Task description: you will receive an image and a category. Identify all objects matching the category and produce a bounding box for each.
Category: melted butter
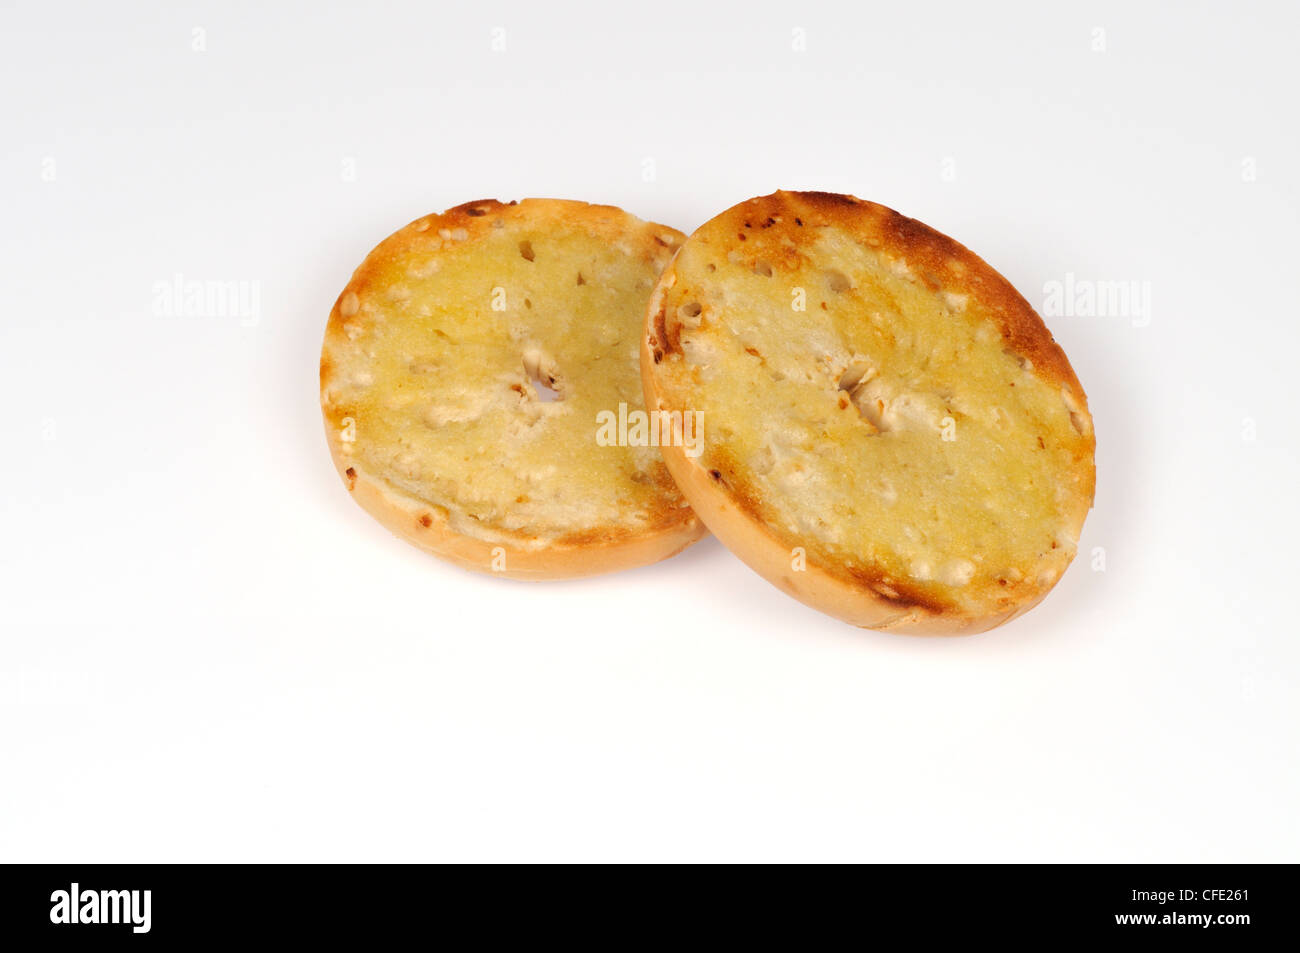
[329,225,672,540]
[658,227,1091,608]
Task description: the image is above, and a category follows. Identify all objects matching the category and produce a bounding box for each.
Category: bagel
[642,191,1096,633]
[322,198,705,579]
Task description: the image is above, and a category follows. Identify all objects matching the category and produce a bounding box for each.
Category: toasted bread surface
[322,198,705,578]
[642,191,1095,632]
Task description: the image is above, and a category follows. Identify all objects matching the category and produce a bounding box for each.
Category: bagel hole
[837,361,872,392]
[532,380,561,402]
[522,350,562,403]
[837,362,887,433]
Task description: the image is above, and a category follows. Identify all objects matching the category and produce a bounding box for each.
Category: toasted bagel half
[642,191,1095,632]
[322,198,705,579]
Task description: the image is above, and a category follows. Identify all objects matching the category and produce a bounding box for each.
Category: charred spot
[737,232,747,241]
[706,447,765,519]
[653,349,663,363]
[652,305,678,356]
[344,467,357,490]
[451,199,498,217]
[419,513,433,528]
[883,209,965,262]
[845,567,949,614]
[795,218,804,226]
[800,191,860,209]
[1037,435,1046,450]
[763,217,776,228]
[871,587,921,610]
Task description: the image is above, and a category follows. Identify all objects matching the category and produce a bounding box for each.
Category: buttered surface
[652,211,1094,614]
[323,212,684,546]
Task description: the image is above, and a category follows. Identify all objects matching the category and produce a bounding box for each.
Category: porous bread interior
[323,206,687,548]
[651,202,1094,618]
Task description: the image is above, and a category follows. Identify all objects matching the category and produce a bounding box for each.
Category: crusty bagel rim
[639,190,1094,633]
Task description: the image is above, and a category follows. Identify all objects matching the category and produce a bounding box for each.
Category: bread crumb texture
[322,198,693,550]
[647,191,1096,620]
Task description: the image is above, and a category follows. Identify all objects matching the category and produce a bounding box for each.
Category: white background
[2,0,1297,862]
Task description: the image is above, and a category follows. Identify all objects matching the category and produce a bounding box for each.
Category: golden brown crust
[642,190,1096,632]
[322,197,705,579]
